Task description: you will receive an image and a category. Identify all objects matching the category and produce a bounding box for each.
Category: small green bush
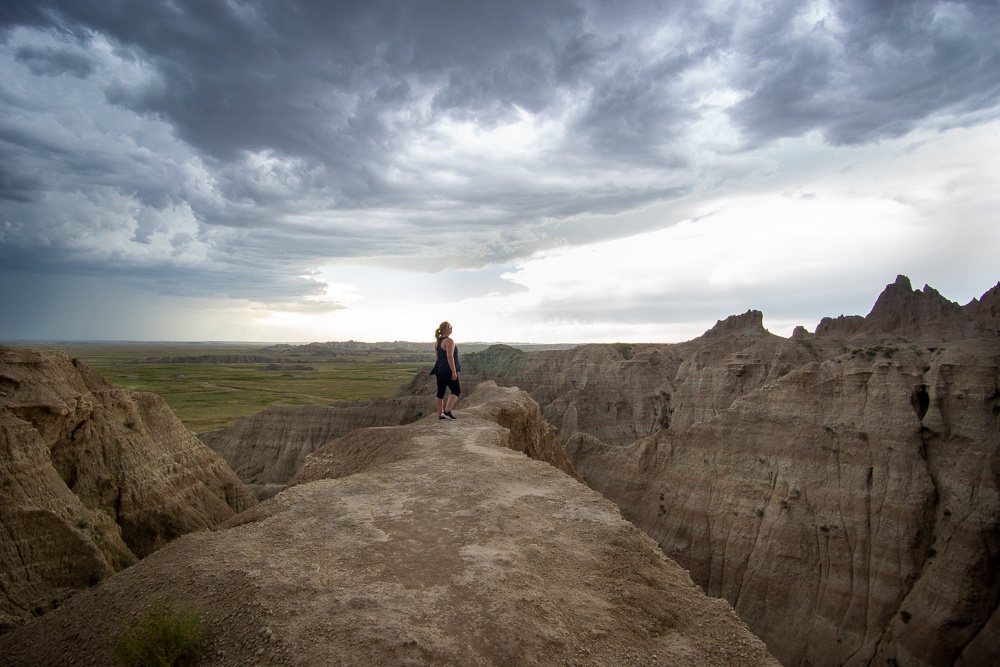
[114,598,209,667]
[851,344,899,360]
[614,343,635,360]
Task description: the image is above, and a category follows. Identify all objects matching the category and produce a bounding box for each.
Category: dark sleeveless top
[431,338,460,375]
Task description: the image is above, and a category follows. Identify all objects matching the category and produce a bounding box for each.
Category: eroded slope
[0,347,256,632]
[0,383,778,667]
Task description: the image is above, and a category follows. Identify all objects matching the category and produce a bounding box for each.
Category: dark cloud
[0,162,41,202]
[14,43,95,77]
[728,0,1000,146]
[1,0,998,318]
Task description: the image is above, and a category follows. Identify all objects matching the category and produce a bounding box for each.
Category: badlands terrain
[198,275,1000,666]
[0,366,775,666]
[1,274,997,666]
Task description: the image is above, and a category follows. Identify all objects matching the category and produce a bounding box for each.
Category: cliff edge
[390,276,1000,667]
[0,347,256,633]
[0,382,778,667]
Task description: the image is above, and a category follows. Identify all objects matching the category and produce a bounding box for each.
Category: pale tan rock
[0,383,779,667]
[400,342,687,449]
[292,381,578,485]
[409,277,1000,667]
[0,347,256,632]
[202,371,575,494]
[200,395,430,493]
[0,409,130,633]
[77,275,995,666]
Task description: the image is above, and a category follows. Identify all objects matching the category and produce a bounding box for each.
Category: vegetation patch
[114,598,209,667]
[614,343,635,359]
[53,343,428,432]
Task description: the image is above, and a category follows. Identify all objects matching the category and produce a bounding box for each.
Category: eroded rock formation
[200,395,430,498]
[76,275,996,666]
[291,381,577,485]
[570,338,999,667]
[0,347,256,633]
[816,275,994,340]
[0,383,778,667]
[392,276,1000,667]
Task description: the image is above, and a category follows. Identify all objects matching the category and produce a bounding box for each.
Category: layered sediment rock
[117,275,997,666]
[0,383,779,667]
[964,281,1000,336]
[569,339,999,666]
[815,275,993,341]
[0,347,256,632]
[200,395,429,497]
[394,277,999,667]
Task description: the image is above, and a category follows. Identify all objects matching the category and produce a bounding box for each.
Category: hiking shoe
[439,414,447,420]
[445,411,457,420]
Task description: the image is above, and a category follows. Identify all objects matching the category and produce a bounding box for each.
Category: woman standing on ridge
[432,321,461,420]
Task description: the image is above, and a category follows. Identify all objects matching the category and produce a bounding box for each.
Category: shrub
[114,598,210,667]
[614,343,635,360]
[850,344,899,360]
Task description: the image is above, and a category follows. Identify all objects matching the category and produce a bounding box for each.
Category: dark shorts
[435,373,461,399]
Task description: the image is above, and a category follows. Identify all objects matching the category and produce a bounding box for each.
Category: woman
[431,321,461,420]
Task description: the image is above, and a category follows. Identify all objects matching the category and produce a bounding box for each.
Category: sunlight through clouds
[231,118,1000,345]
[1,1,998,342]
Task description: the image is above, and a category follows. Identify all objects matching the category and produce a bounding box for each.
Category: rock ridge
[109,274,999,666]
[388,276,1000,667]
[200,395,430,498]
[0,347,256,633]
[0,383,779,667]
[814,274,995,341]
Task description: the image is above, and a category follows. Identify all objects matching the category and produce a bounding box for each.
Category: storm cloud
[1,0,998,341]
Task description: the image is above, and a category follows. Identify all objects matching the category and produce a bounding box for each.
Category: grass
[42,343,427,432]
[114,598,209,667]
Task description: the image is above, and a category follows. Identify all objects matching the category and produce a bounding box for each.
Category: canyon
[0,347,256,633]
[0,381,778,666]
[203,275,1000,666]
[1,274,997,666]
[436,276,1000,667]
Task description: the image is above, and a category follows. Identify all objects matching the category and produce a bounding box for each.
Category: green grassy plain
[45,343,427,433]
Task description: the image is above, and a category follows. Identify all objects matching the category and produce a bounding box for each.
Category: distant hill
[132,341,579,365]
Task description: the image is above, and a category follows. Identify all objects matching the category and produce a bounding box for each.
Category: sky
[1,0,998,344]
